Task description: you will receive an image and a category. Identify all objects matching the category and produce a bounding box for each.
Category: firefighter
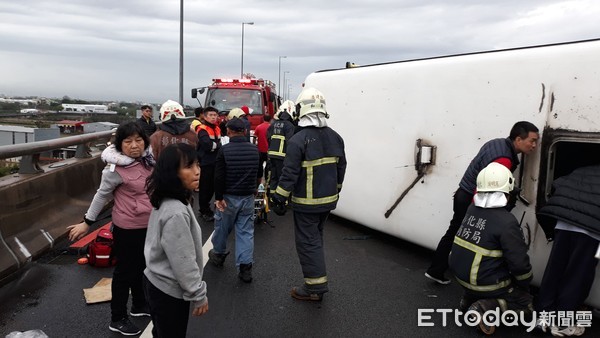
[449,163,533,335]
[266,100,296,195]
[270,88,347,301]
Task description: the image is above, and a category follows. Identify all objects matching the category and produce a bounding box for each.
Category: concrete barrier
[0,154,104,282]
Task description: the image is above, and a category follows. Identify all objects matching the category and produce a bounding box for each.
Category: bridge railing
[0,130,113,174]
[0,129,117,284]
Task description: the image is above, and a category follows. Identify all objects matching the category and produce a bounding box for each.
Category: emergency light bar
[212,78,262,86]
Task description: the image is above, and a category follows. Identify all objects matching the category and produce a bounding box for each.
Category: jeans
[212,194,255,267]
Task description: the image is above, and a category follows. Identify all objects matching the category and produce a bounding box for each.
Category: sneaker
[208,249,229,267]
[109,317,141,336]
[424,272,451,285]
[201,213,215,222]
[551,326,585,337]
[238,263,253,283]
[130,304,151,317]
[467,301,496,335]
[290,286,323,302]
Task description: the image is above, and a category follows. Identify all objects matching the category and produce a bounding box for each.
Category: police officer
[270,88,347,301]
[266,100,296,194]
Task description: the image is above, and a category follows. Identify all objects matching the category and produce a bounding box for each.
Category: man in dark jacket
[270,88,346,301]
[267,100,296,194]
[534,164,600,336]
[196,106,222,222]
[426,121,539,285]
[137,104,156,137]
[208,118,259,283]
[449,162,533,335]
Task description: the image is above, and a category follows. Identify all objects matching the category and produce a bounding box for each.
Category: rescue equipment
[87,229,117,267]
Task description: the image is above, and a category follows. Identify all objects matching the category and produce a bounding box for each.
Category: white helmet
[476,162,514,194]
[277,100,296,119]
[295,87,327,119]
[159,100,185,122]
[227,107,245,120]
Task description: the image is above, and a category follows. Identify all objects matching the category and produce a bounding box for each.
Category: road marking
[140,232,214,338]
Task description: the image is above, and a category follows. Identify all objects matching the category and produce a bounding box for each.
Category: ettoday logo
[417,309,592,332]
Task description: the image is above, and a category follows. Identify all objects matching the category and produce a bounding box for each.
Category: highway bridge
[0,130,598,337]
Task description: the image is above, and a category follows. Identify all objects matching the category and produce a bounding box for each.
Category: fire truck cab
[192,78,279,130]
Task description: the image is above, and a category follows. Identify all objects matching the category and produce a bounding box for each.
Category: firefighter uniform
[449,164,533,316]
[275,125,346,295]
[267,110,296,192]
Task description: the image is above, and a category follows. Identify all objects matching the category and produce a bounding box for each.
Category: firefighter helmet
[277,100,296,119]
[227,107,245,120]
[159,100,185,122]
[476,162,514,194]
[295,87,327,119]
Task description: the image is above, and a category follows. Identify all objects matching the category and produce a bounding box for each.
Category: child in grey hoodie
[144,143,208,337]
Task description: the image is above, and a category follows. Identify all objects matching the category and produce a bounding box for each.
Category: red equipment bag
[87,229,117,267]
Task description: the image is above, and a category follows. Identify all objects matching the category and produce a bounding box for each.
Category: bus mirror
[191,88,198,98]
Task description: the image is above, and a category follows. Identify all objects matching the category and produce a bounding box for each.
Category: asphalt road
[1,209,598,337]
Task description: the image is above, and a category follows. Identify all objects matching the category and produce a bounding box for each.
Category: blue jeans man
[210,194,255,282]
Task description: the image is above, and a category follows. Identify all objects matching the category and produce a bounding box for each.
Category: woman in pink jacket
[67,121,155,336]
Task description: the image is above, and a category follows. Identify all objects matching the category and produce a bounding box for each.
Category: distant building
[52,120,86,134]
[83,122,118,134]
[0,125,61,162]
[60,104,117,115]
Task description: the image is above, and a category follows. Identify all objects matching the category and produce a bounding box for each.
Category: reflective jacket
[449,204,532,297]
[275,126,346,213]
[196,121,221,166]
[267,111,295,160]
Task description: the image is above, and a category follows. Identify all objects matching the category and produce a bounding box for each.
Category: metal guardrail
[0,130,114,174]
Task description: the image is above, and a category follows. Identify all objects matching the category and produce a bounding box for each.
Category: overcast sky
[1,0,599,106]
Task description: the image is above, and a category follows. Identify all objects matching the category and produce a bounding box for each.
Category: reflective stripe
[497,299,508,312]
[268,135,286,157]
[454,236,503,287]
[301,157,339,167]
[453,237,503,257]
[292,194,339,205]
[470,254,483,285]
[304,276,328,285]
[275,186,291,198]
[455,276,512,292]
[95,255,110,259]
[515,270,533,281]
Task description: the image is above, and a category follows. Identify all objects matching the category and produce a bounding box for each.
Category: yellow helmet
[476,162,514,194]
[295,87,327,119]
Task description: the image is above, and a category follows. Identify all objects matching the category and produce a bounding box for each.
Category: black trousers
[268,158,284,192]
[536,229,599,311]
[462,286,533,313]
[427,188,473,278]
[199,164,215,215]
[111,225,147,322]
[143,275,190,338]
[293,211,329,293]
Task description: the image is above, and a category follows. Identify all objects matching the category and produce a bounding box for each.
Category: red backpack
[87,229,117,267]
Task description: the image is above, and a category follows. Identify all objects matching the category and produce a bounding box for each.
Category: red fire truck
[192,78,279,130]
